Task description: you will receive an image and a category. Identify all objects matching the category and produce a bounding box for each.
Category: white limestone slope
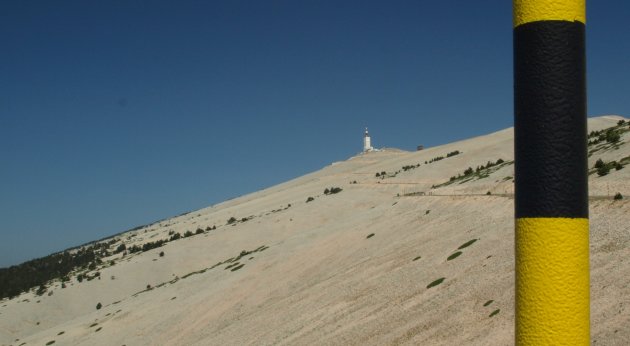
[1,115,629,346]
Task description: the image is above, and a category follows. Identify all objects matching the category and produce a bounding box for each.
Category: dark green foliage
[594,158,605,168]
[0,242,109,299]
[447,251,462,261]
[184,230,194,237]
[230,264,245,272]
[46,341,56,345]
[597,165,610,176]
[412,256,421,261]
[115,243,126,254]
[366,233,375,239]
[96,302,102,310]
[463,167,474,176]
[606,129,621,143]
[614,192,623,200]
[483,300,494,307]
[306,196,315,203]
[195,228,204,235]
[427,277,445,289]
[227,217,237,225]
[458,239,478,250]
[489,309,501,317]
[618,119,626,126]
[486,191,492,195]
[325,187,343,194]
[446,150,460,157]
[428,156,444,163]
[57,331,65,335]
[615,162,623,170]
[159,251,165,257]
[169,232,181,241]
[129,239,167,253]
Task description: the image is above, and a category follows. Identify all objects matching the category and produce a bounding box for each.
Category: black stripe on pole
[514,20,587,219]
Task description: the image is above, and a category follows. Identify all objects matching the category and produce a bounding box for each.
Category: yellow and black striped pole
[514,1,589,345]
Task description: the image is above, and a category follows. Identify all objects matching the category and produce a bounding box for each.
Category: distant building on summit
[363,128,374,152]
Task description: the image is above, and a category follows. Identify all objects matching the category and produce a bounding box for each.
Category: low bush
[614,192,623,200]
[427,277,445,289]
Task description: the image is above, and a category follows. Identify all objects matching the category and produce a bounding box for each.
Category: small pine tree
[594,158,605,168]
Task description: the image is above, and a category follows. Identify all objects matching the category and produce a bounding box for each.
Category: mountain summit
[2,115,629,345]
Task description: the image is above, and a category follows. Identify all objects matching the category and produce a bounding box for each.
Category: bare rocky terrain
[1,115,629,345]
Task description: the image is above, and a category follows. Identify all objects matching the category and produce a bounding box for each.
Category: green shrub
[96,302,102,310]
[227,217,237,225]
[366,233,375,239]
[458,239,478,250]
[447,251,462,261]
[159,251,164,257]
[606,130,621,143]
[489,309,500,317]
[594,158,605,168]
[427,277,445,289]
[412,256,421,261]
[614,192,623,200]
[483,300,494,307]
[195,228,204,234]
[597,165,610,176]
[306,196,314,203]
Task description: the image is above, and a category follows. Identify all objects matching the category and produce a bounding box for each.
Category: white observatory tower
[363,127,374,152]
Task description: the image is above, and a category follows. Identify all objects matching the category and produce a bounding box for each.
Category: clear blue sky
[1,1,629,267]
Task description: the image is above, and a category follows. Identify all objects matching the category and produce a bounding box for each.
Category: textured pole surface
[513,0,589,345]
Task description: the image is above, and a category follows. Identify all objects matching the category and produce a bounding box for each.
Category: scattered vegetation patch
[412,256,421,261]
[134,245,269,297]
[458,239,478,250]
[324,187,343,195]
[432,159,513,189]
[489,309,501,317]
[447,251,462,261]
[366,233,375,239]
[230,264,245,272]
[427,277,445,289]
[483,300,494,307]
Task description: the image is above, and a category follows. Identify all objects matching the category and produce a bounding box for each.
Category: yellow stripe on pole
[513,0,586,27]
[515,217,590,345]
